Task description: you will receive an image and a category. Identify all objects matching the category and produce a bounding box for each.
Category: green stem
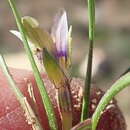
[8,0,58,129]
[0,55,43,130]
[92,73,130,130]
[81,0,95,121]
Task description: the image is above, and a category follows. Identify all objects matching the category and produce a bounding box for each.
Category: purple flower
[51,9,68,60]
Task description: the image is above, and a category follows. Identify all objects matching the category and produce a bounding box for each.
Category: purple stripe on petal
[56,51,67,59]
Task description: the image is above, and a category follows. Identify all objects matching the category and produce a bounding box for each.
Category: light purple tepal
[51,9,68,59]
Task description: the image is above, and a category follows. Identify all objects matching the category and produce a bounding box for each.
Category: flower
[51,9,72,70]
[51,9,68,59]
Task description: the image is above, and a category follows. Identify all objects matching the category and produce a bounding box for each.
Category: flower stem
[0,55,43,130]
[81,0,95,121]
[8,0,58,129]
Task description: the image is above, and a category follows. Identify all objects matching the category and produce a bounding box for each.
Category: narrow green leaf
[8,0,58,129]
[88,0,95,41]
[92,73,130,130]
[81,0,95,121]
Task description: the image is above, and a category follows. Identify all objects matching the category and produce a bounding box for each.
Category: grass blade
[81,0,95,121]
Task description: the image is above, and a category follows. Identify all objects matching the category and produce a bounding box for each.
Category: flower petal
[22,16,54,53]
[10,30,22,41]
[51,9,68,58]
[10,30,36,52]
[67,25,72,67]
